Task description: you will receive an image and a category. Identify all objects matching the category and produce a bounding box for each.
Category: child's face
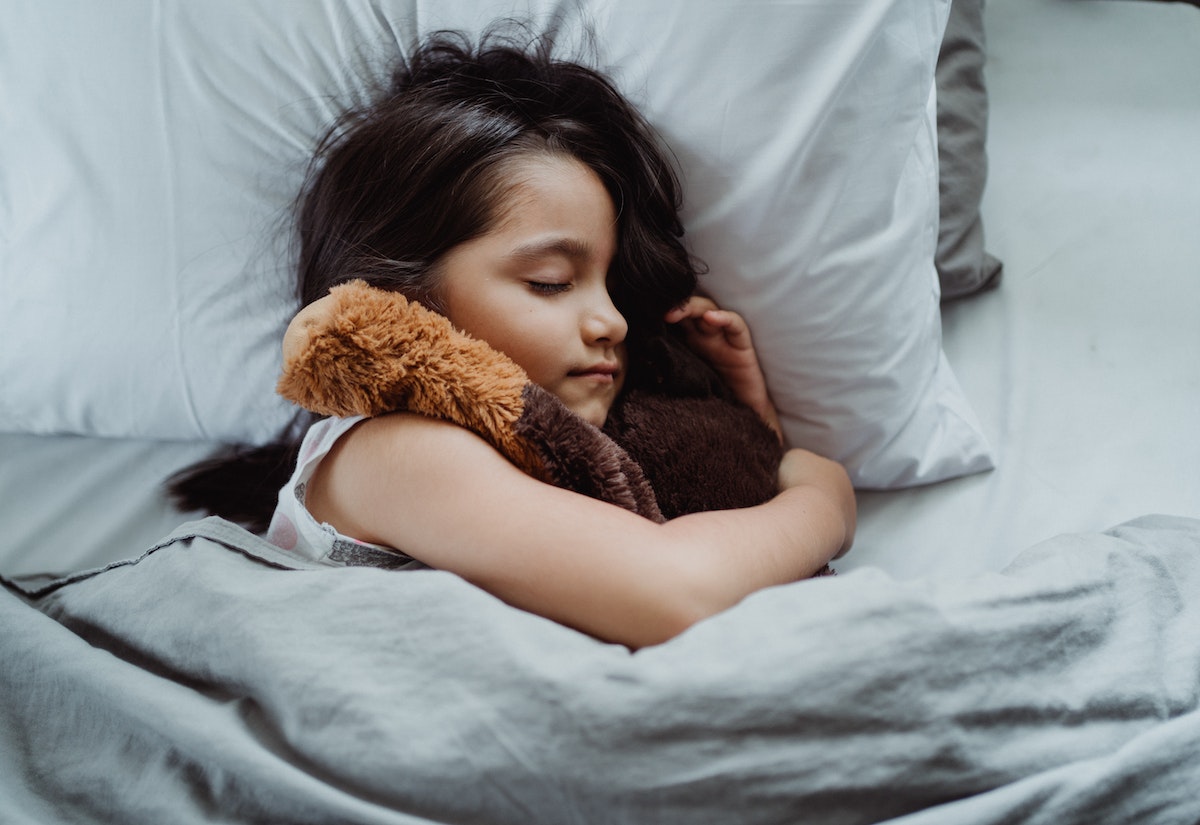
[437,156,627,427]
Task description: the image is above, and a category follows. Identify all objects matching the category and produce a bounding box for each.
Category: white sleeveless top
[266,416,426,570]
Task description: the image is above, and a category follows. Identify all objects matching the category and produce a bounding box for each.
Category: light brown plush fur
[276,280,547,480]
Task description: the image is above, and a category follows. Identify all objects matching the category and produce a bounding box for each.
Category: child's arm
[665,296,782,439]
[307,412,853,649]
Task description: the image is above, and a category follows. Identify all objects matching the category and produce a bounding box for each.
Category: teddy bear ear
[274,281,408,417]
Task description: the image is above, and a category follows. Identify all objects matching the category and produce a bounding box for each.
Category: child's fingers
[684,309,726,334]
[695,309,754,350]
[664,295,718,324]
[663,305,688,323]
[667,299,748,338]
[667,296,758,354]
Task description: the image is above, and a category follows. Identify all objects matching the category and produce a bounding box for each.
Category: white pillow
[0,0,992,488]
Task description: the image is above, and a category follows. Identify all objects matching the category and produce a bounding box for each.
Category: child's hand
[665,296,782,439]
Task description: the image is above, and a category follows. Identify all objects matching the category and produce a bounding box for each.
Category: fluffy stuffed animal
[278,280,832,575]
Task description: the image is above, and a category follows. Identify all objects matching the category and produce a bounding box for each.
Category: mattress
[2,0,1198,583]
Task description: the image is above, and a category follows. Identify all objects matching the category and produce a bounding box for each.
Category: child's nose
[583,293,628,345]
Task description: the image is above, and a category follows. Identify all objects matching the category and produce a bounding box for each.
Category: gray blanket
[2,515,1199,824]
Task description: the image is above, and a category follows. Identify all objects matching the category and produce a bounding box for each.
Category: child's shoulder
[307,411,517,547]
[337,412,501,474]
[323,411,533,506]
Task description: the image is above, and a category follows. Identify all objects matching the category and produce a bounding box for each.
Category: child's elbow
[625,602,711,650]
[621,572,739,650]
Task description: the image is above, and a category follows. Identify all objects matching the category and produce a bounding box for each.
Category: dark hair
[170,28,700,531]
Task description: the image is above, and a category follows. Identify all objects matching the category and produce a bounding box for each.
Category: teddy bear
[277,280,832,575]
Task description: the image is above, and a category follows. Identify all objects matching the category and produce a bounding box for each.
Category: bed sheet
[2,0,1198,583]
[843,0,1200,579]
[0,433,212,578]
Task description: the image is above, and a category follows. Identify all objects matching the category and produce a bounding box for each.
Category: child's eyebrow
[507,237,593,264]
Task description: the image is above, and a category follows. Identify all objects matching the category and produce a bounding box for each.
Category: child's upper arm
[307,413,700,645]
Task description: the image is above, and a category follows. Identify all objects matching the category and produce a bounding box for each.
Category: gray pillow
[936,0,1003,301]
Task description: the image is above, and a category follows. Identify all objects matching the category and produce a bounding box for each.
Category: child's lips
[570,363,620,383]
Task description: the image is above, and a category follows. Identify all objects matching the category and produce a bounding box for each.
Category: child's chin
[571,402,610,429]
[580,411,608,429]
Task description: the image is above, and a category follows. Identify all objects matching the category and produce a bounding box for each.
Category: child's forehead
[496,152,601,196]
[486,156,617,235]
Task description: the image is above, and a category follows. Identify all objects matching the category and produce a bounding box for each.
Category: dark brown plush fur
[516,384,665,521]
[604,390,783,520]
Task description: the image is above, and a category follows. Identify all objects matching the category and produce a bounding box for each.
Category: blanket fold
[3,514,1200,824]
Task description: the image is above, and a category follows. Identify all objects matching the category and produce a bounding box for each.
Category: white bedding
[845,0,1200,579]
[5,514,1200,824]
[4,0,1197,581]
[3,3,1200,821]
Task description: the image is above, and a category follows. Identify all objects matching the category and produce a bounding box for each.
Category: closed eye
[527,281,571,296]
